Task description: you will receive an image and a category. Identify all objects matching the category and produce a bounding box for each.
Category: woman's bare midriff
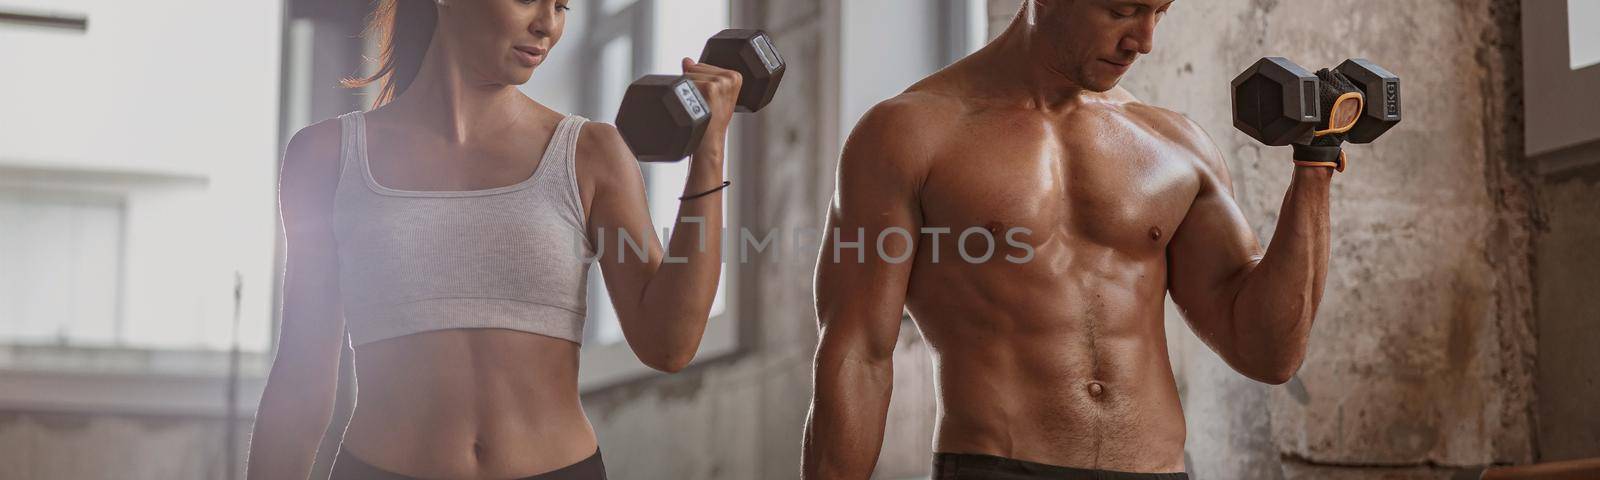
[340,328,597,479]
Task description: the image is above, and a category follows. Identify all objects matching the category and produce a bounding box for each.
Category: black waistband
[330,447,606,480]
[933,452,1188,480]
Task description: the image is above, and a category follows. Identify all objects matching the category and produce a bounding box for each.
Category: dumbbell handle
[698,29,785,113]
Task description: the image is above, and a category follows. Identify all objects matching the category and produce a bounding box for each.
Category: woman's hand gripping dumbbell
[615,29,787,162]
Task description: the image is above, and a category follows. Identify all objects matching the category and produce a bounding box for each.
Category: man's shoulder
[1115,99,1216,156]
[1089,87,1223,173]
[837,92,962,186]
[1095,86,1192,129]
[848,91,964,154]
[863,90,967,130]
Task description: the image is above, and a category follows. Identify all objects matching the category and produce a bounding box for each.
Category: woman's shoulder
[574,118,636,168]
[292,114,347,140]
[570,118,643,202]
[283,116,346,171]
[513,99,625,166]
[278,116,349,218]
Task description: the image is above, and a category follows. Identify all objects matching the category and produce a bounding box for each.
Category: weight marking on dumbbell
[1384,82,1399,119]
[753,35,782,72]
[676,82,709,121]
[1300,79,1318,120]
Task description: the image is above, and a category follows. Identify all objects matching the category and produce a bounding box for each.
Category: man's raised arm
[1166,117,1332,385]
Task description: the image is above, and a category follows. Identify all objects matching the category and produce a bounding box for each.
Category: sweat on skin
[803,0,1331,477]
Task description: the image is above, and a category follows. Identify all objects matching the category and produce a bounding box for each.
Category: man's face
[1034,0,1172,92]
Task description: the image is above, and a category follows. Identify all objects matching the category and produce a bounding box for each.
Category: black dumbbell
[616,29,787,162]
[1231,57,1322,146]
[1231,57,1402,146]
[1333,58,1401,144]
[700,29,787,113]
[617,75,713,163]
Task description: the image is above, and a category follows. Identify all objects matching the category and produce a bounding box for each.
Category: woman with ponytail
[251,1,743,478]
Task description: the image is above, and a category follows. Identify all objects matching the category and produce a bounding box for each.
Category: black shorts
[933,452,1188,480]
[329,447,606,480]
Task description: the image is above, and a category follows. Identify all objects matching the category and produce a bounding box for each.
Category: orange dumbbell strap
[1312,91,1364,137]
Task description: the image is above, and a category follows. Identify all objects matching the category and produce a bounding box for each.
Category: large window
[0,0,282,414]
[839,0,988,149]
[0,189,124,347]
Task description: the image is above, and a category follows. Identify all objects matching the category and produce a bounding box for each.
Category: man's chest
[918,118,1203,253]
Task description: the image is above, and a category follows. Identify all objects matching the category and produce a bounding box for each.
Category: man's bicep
[814,202,918,357]
[1166,144,1262,335]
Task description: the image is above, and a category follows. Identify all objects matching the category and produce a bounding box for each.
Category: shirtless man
[804,1,1335,478]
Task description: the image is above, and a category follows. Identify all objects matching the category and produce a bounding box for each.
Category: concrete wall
[1136,0,1539,477]
[0,412,248,479]
[1534,161,1600,462]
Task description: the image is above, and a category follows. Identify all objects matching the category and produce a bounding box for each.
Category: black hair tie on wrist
[680,181,731,201]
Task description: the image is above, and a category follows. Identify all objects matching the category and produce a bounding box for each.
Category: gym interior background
[0,0,1595,478]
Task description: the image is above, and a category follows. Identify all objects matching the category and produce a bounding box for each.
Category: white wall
[0,0,283,351]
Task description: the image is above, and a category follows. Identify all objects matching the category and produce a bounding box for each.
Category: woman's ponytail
[342,0,438,108]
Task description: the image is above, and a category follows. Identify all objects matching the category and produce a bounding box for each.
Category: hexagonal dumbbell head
[1232,57,1322,146]
[1334,58,1401,144]
[699,29,786,113]
[616,75,712,162]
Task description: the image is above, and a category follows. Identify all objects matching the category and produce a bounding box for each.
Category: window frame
[0,6,89,31]
[1523,0,1600,174]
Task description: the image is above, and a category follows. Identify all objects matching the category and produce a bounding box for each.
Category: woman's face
[437,0,571,86]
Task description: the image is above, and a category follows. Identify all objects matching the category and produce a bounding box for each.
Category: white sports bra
[332,111,594,347]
